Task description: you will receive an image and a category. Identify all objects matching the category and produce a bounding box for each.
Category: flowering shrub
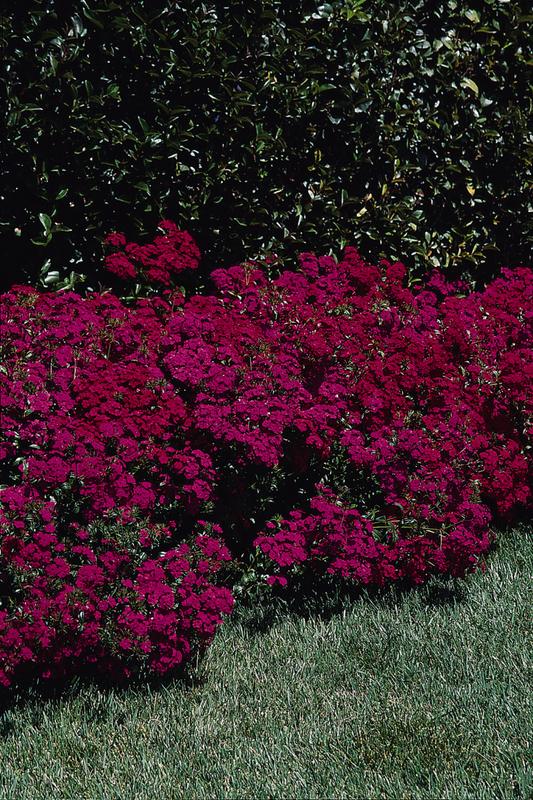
[0,492,233,688]
[1,224,531,687]
[254,490,493,589]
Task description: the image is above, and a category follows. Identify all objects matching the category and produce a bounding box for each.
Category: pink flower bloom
[0,229,530,689]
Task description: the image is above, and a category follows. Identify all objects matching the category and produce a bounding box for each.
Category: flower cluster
[0,490,233,688]
[1,227,531,687]
[104,220,200,285]
[255,490,492,588]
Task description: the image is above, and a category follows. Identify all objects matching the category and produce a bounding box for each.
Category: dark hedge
[2,0,532,289]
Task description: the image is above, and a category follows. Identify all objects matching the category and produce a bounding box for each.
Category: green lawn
[0,529,531,800]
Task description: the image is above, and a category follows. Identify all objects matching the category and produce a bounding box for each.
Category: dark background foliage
[2,0,532,289]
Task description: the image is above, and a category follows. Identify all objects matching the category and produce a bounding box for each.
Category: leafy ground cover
[0,529,530,800]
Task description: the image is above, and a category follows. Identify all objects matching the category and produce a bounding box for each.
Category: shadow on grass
[0,581,465,726]
[0,654,203,725]
[231,569,469,638]
[5,526,524,722]
[238,516,531,635]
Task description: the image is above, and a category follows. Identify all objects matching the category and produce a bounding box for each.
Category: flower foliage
[1,225,531,688]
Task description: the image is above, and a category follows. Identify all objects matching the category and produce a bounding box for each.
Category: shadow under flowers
[231,517,533,637]
[0,574,469,725]
[231,568,470,639]
[5,526,525,721]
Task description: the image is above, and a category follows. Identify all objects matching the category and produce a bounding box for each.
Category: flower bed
[1,225,531,688]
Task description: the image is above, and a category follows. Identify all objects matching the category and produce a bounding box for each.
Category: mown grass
[0,528,531,800]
